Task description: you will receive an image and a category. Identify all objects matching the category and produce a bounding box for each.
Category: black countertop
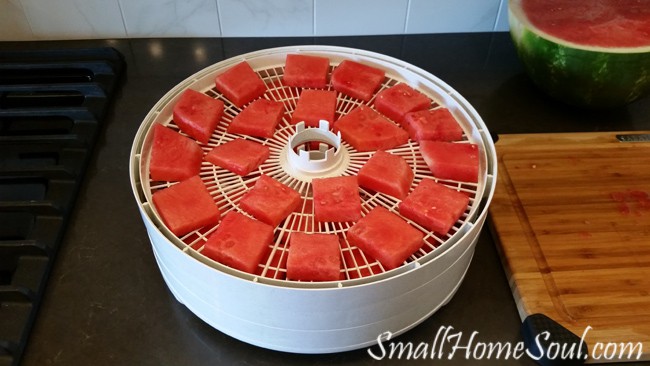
[2,33,649,365]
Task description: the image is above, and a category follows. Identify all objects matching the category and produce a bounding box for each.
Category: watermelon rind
[509,0,650,108]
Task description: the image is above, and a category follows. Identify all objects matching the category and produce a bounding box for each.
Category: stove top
[0,47,125,366]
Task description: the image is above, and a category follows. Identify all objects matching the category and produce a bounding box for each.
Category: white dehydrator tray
[129,45,497,354]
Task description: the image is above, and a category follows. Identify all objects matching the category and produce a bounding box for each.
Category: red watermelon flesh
[399,179,469,235]
[283,54,330,89]
[333,105,408,152]
[214,61,267,108]
[347,206,424,270]
[202,211,274,274]
[403,108,463,142]
[286,232,341,282]
[172,89,224,144]
[227,98,284,138]
[204,138,269,176]
[331,60,385,102]
[291,89,337,127]
[149,124,203,182]
[239,175,302,227]
[357,150,413,199]
[152,175,220,237]
[420,141,479,183]
[374,83,430,125]
[312,176,362,223]
[521,0,650,48]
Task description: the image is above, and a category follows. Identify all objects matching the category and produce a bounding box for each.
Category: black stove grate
[0,47,125,366]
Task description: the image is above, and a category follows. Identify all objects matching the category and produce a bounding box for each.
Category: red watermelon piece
[202,211,274,274]
[333,105,408,152]
[151,175,220,237]
[357,150,413,199]
[204,138,269,176]
[172,89,224,144]
[347,206,424,270]
[286,233,341,282]
[227,98,284,138]
[331,60,385,102]
[399,179,469,235]
[283,54,330,89]
[214,61,267,108]
[374,83,430,125]
[403,108,463,142]
[149,124,203,182]
[312,176,361,223]
[239,175,302,227]
[291,89,337,127]
[420,141,480,183]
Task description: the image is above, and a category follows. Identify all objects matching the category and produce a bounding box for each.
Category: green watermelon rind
[509,2,650,108]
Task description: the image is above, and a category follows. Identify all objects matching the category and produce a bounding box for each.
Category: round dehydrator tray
[130,46,497,353]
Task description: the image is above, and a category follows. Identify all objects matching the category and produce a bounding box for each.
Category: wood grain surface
[489,131,650,363]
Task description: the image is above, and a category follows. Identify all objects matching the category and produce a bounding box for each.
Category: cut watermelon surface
[291,89,337,127]
[403,108,463,142]
[347,206,424,270]
[215,61,267,108]
[152,175,220,237]
[510,0,650,107]
[172,89,224,144]
[312,176,362,223]
[227,98,284,138]
[331,60,385,102]
[149,124,203,182]
[204,138,269,176]
[357,150,413,199]
[333,106,408,152]
[286,233,341,282]
[399,179,469,235]
[283,54,330,89]
[420,141,479,183]
[239,175,302,227]
[374,83,430,125]
[202,211,274,274]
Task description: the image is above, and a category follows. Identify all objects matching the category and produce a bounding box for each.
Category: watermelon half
[509,0,650,108]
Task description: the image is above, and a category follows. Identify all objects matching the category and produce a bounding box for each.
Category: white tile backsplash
[2,0,512,41]
[217,0,312,37]
[406,0,501,33]
[314,0,408,36]
[120,0,221,37]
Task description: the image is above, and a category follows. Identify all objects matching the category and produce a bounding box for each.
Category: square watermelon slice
[312,176,362,223]
[172,89,224,144]
[420,141,479,183]
[227,98,284,138]
[214,61,267,108]
[149,123,203,182]
[201,211,274,274]
[151,175,220,237]
[239,175,302,227]
[291,89,337,127]
[347,206,424,270]
[204,138,270,176]
[374,83,431,125]
[286,232,341,282]
[399,179,469,235]
[333,105,408,152]
[331,60,385,102]
[403,108,463,142]
[283,54,330,89]
[357,150,414,199]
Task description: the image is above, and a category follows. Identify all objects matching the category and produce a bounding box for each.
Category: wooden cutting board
[489,131,650,363]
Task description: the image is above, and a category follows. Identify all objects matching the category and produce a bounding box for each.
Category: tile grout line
[493,0,505,32]
[403,0,412,34]
[115,0,129,38]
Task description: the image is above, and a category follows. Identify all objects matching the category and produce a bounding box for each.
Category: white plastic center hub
[281,120,349,181]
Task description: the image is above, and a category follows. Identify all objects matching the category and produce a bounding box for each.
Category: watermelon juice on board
[509,0,650,108]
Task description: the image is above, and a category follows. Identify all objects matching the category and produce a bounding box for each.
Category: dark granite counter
[2,33,648,365]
